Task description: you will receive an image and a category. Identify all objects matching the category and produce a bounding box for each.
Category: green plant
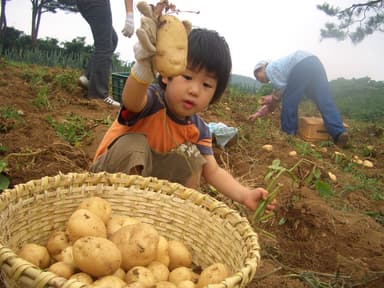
[0,160,10,191]
[32,85,51,109]
[47,114,90,146]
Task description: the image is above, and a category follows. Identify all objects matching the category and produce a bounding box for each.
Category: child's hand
[243,187,277,212]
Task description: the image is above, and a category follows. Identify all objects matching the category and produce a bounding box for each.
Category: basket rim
[0,172,260,288]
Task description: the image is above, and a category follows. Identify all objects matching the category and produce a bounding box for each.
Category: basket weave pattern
[0,172,260,288]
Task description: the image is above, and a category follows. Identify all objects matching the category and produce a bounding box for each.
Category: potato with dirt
[106,214,140,237]
[196,262,230,288]
[66,208,107,241]
[125,266,156,288]
[46,230,71,261]
[17,243,51,269]
[111,222,159,270]
[77,196,112,224]
[72,236,122,277]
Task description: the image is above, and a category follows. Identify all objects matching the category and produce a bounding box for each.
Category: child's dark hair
[158,28,232,104]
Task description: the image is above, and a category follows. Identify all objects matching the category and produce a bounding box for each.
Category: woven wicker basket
[0,172,260,288]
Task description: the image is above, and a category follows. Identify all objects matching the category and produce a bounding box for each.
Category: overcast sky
[6,0,384,81]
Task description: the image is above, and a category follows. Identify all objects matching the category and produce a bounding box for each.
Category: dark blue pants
[77,0,118,99]
[281,56,346,140]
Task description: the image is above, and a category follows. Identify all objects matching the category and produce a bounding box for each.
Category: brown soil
[1,60,383,287]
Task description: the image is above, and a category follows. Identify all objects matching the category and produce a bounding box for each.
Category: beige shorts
[90,133,207,188]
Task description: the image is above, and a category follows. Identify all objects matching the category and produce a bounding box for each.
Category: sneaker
[103,96,121,107]
[78,75,89,89]
[335,132,349,148]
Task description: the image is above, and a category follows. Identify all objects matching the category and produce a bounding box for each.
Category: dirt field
[1,60,383,287]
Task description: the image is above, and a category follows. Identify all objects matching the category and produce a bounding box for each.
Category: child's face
[162,68,217,119]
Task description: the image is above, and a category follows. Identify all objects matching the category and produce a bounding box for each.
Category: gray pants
[77,0,118,99]
[90,134,207,188]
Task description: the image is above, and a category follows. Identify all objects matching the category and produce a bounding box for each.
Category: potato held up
[154,14,188,77]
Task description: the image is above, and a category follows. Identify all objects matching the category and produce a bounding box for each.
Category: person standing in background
[77,0,135,107]
[249,50,349,148]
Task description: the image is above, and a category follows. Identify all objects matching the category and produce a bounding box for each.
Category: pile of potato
[17,196,230,288]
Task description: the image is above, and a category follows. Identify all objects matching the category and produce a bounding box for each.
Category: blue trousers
[281,56,346,140]
[77,0,118,99]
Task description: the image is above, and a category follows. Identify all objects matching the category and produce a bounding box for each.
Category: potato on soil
[91,275,126,288]
[107,214,140,237]
[196,263,230,288]
[112,223,159,271]
[147,261,169,282]
[168,240,192,270]
[72,236,122,278]
[17,243,50,269]
[77,196,112,224]
[125,266,156,288]
[46,231,71,261]
[48,261,75,279]
[69,272,94,285]
[66,208,107,242]
[154,14,188,77]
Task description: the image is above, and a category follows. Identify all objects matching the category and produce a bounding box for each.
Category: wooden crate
[297,116,330,141]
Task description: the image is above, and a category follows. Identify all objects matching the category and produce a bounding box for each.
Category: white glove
[131,15,157,84]
[122,12,134,38]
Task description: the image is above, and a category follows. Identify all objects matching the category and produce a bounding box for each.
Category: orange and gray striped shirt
[93,84,213,161]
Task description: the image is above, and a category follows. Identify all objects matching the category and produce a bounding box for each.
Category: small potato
[168,267,194,285]
[73,236,122,278]
[91,275,126,288]
[66,209,107,242]
[147,261,169,282]
[77,196,112,224]
[126,266,156,288]
[48,261,75,279]
[168,240,192,270]
[107,215,140,237]
[58,246,76,268]
[70,272,94,285]
[112,267,126,280]
[154,281,177,288]
[156,236,170,267]
[46,231,71,261]
[17,243,50,269]
[154,15,188,77]
[196,263,230,288]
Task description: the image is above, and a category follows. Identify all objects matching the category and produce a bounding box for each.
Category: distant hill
[229,74,261,93]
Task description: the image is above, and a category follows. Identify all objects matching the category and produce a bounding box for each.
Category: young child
[90,25,275,213]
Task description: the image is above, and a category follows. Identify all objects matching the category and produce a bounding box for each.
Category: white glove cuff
[131,61,155,84]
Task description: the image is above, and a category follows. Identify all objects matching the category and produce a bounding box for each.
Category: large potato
[46,231,71,261]
[154,14,188,77]
[112,223,159,270]
[168,267,194,285]
[77,196,112,224]
[72,236,122,277]
[196,263,230,288]
[107,214,140,238]
[66,208,107,242]
[17,243,50,269]
[168,240,192,270]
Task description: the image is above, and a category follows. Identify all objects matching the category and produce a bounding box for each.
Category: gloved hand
[131,2,158,84]
[122,12,134,38]
[248,105,270,120]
